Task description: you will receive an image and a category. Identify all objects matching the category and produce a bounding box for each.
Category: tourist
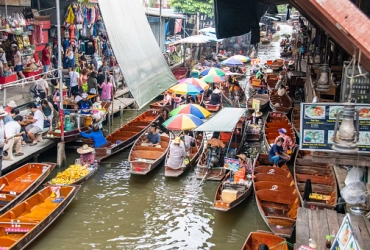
[162,90,172,107]
[278,84,286,96]
[65,46,75,72]
[274,128,295,153]
[215,59,221,68]
[87,71,98,95]
[53,85,68,111]
[40,99,54,131]
[76,93,93,114]
[0,108,8,176]
[256,68,264,79]
[77,144,95,167]
[4,108,19,124]
[111,61,121,89]
[25,103,44,146]
[143,124,161,147]
[269,137,290,168]
[34,73,49,98]
[72,92,82,103]
[69,66,80,95]
[167,137,187,170]
[11,44,25,79]
[78,68,89,93]
[4,115,24,159]
[98,60,110,77]
[78,124,107,148]
[182,130,195,151]
[5,101,16,115]
[42,43,51,73]
[97,68,105,96]
[91,55,98,71]
[100,78,114,101]
[157,108,169,134]
[209,88,221,105]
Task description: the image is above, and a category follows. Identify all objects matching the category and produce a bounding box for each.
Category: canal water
[29,24,293,250]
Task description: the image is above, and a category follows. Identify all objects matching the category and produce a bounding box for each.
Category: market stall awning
[99,0,177,109]
[194,108,246,132]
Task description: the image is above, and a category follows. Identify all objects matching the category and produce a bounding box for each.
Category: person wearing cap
[269,137,290,167]
[11,44,25,79]
[76,93,93,114]
[77,144,95,167]
[209,88,221,105]
[142,124,161,147]
[78,124,107,148]
[42,43,51,73]
[24,103,44,146]
[167,137,187,170]
[5,100,17,114]
[274,128,295,153]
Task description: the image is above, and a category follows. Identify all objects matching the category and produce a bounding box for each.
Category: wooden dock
[110,98,136,114]
[295,207,370,249]
[2,139,56,172]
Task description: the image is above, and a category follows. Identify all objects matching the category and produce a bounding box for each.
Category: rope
[268,240,293,249]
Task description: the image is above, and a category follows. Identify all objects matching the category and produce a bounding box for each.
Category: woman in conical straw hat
[77,144,95,166]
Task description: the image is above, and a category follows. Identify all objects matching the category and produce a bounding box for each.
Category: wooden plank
[309,208,321,249]
[296,207,310,248]
[337,213,345,226]
[333,165,347,190]
[356,216,370,248]
[348,214,364,249]
[326,209,340,234]
[318,209,330,249]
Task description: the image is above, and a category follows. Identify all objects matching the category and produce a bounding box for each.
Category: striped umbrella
[202,74,226,83]
[221,57,244,66]
[179,78,209,90]
[169,83,204,95]
[163,114,204,130]
[170,104,211,119]
[199,67,225,77]
[231,55,250,63]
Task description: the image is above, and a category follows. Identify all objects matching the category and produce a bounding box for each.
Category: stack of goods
[246,123,261,134]
[50,164,89,185]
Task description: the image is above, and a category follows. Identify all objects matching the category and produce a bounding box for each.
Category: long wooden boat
[149,101,173,111]
[221,85,247,108]
[0,185,80,249]
[172,67,188,80]
[197,117,246,181]
[47,162,99,186]
[294,150,337,209]
[0,163,55,214]
[270,59,285,71]
[266,74,279,90]
[250,76,261,89]
[280,51,292,57]
[241,231,288,250]
[46,126,90,143]
[253,153,299,238]
[204,93,222,112]
[212,160,254,211]
[91,110,159,162]
[247,94,269,110]
[165,133,204,177]
[269,89,292,114]
[263,112,296,151]
[129,133,171,175]
[291,105,301,137]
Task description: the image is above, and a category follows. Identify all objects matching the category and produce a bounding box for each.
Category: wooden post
[57,142,66,167]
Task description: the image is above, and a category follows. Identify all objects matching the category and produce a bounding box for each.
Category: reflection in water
[29,24,293,250]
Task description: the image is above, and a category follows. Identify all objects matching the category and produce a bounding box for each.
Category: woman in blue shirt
[78,124,107,148]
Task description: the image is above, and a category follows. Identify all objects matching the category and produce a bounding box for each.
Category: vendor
[142,124,161,147]
[209,88,221,105]
[76,93,93,114]
[269,137,290,168]
[167,137,187,170]
[77,144,95,167]
[237,154,252,174]
[250,111,263,124]
[78,124,107,148]
[274,128,295,154]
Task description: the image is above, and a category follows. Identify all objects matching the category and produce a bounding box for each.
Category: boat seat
[132,150,164,160]
[1,182,32,194]
[261,201,289,211]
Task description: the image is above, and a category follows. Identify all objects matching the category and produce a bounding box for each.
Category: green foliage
[277,5,287,13]
[170,0,214,17]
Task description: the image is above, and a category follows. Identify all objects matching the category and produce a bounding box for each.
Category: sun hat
[7,100,17,108]
[236,154,247,162]
[174,137,181,144]
[77,144,94,154]
[213,88,221,94]
[252,111,263,117]
[0,108,8,117]
[82,93,88,98]
[278,128,287,134]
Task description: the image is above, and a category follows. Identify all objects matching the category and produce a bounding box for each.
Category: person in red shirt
[42,43,51,73]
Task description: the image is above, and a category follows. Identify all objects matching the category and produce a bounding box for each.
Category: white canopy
[194,108,246,132]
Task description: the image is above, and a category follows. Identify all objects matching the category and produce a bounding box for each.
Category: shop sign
[252,99,260,112]
[331,214,360,250]
[299,103,370,153]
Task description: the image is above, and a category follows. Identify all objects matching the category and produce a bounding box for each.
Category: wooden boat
[197,117,246,181]
[247,94,269,110]
[261,38,271,44]
[270,59,284,71]
[165,133,204,177]
[269,90,292,114]
[291,105,301,137]
[204,94,222,112]
[90,110,159,161]
[221,85,246,108]
[280,51,292,57]
[0,163,55,214]
[245,121,262,142]
[294,150,338,209]
[129,133,171,175]
[241,231,288,250]
[266,74,279,90]
[212,165,254,211]
[263,112,296,151]
[46,126,90,143]
[172,67,188,80]
[149,100,173,111]
[253,153,299,238]
[250,76,261,89]
[0,185,80,249]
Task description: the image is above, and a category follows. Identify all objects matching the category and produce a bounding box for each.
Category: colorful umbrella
[199,67,225,77]
[221,57,244,66]
[179,78,209,90]
[231,55,250,63]
[169,83,204,95]
[202,74,226,83]
[170,104,211,119]
[163,114,204,130]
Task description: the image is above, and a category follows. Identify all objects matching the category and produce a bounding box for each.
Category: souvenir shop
[0,7,51,83]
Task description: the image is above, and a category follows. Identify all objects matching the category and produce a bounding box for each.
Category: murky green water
[26,24,294,250]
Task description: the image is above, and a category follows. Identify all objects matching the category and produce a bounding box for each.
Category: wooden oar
[199,149,212,186]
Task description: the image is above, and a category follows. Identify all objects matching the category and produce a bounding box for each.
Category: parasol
[199,67,225,77]
[179,78,209,91]
[169,83,204,95]
[202,74,226,83]
[163,114,204,130]
[170,104,211,119]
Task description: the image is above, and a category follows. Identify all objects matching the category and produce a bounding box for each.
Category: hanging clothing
[174,19,182,34]
[65,5,75,25]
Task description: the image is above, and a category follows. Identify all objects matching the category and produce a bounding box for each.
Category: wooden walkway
[110,98,136,114]
[2,139,56,172]
[295,207,370,249]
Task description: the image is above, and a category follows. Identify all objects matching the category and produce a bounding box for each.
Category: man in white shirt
[25,103,44,146]
[4,116,24,159]
[69,66,79,94]
[35,74,49,97]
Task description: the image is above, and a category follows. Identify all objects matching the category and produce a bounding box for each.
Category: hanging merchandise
[65,5,75,26]
[70,25,76,46]
[23,36,30,47]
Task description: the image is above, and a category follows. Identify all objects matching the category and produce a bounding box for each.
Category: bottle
[309,238,317,249]
[326,235,332,248]
[331,230,336,245]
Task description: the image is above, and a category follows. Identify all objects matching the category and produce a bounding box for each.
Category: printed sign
[223,158,240,171]
[252,99,261,112]
[331,214,360,250]
[300,103,370,153]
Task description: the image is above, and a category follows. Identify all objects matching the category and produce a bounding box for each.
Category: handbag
[89,88,97,94]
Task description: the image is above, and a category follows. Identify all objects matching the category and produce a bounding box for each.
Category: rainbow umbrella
[231,55,250,63]
[199,67,225,77]
[163,114,204,130]
[179,78,209,91]
[170,104,211,119]
[221,57,243,66]
[169,83,204,95]
[202,74,226,83]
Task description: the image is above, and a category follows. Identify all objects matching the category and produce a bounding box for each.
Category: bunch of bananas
[50,164,89,185]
